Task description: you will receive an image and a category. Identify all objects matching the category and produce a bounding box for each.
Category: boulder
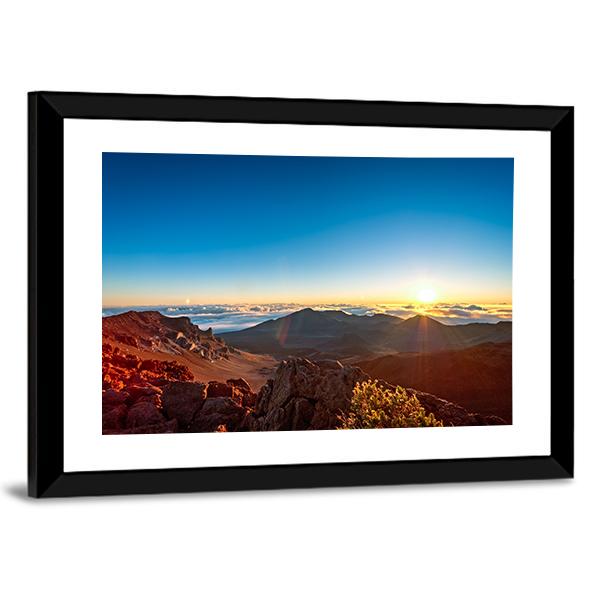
[206,381,234,398]
[103,374,125,391]
[126,401,166,429]
[102,404,128,431]
[161,381,207,430]
[125,384,163,403]
[252,358,365,431]
[226,377,252,392]
[239,390,258,408]
[111,352,141,369]
[131,393,163,410]
[102,388,130,409]
[189,397,249,433]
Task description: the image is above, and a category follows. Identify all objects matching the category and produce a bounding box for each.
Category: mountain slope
[221,308,512,359]
[220,308,400,357]
[246,357,506,431]
[379,315,512,353]
[356,341,512,421]
[102,310,277,390]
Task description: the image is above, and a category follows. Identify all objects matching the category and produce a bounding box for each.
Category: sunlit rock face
[247,357,505,432]
[102,310,232,360]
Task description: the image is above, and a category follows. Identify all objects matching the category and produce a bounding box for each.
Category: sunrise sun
[417,288,437,303]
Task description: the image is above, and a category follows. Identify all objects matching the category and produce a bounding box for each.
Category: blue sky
[102,153,513,306]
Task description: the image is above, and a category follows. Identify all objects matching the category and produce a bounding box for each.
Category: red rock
[102,310,230,361]
[237,389,257,408]
[139,360,194,384]
[102,404,128,431]
[122,371,147,387]
[163,361,194,381]
[104,375,125,391]
[140,359,162,372]
[102,388,130,408]
[189,398,249,433]
[115,333,139,348]
[252,358,363,430]
[125,402,166,429]
[131,392,163,410]
[227,377,252,391]
[111,353,141,369]
[206,381,234,398]
[161,381,207,429]
[125,384,163,402]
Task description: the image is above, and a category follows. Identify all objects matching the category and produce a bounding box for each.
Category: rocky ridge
[221,308,512,358]
[357,341,512,421]
[103,346,505,435]
[102,344,255,434]
[245,358,505,430]
[103,310,234,361]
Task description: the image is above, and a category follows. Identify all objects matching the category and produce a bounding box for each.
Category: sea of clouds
[102,302,512,333]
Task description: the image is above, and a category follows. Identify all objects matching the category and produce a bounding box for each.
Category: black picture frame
[28,92,574,498]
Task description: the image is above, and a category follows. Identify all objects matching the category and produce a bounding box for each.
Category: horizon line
[101,300,513,309]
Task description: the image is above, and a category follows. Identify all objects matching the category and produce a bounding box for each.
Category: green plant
[338,380,443,429]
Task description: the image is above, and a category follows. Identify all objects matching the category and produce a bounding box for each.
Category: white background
[0,2,596,600]
[63,121,551,471]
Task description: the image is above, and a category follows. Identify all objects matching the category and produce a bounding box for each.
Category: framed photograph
[28,92,573,497]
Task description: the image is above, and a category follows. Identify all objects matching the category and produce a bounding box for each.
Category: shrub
[338,380,443,429]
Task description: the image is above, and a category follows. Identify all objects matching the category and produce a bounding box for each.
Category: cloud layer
[102,302,512,333]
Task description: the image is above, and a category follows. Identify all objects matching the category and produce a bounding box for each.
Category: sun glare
[417,288,437,303]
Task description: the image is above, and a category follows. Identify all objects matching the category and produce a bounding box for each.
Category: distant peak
[404,314,442,325]
[369,312,397,318]
[289,307,340,318]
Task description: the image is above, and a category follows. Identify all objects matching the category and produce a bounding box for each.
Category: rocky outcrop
[102,346,505,435]
[102,344,255,434]
[160,381,207,428]
[103,310,234,361]
[102,345,195,393]
[126,401,167,429]
[248,359,364,431]
[247,358,506,431]
[191,398,249,432]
